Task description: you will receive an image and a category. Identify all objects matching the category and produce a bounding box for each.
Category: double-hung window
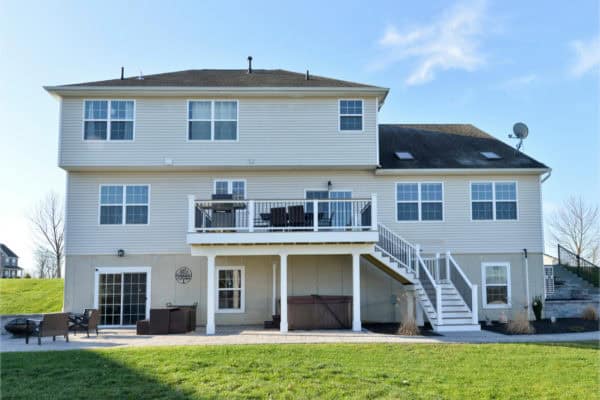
[188,100,238,141]
[482,262,511,308]
[396,183,443,221]
[339,100,363,131]
[217,266,244,312]
[100,185,149,225]
[471,182,517,220]
[84,100,134,140]
[214,179,245,199]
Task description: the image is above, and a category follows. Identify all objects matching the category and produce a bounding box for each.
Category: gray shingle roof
[61,69,384,89]
[0,244,17,258]
[379,124,548,170]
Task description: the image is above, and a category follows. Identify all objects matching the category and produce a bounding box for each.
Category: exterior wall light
[117,249,125,257]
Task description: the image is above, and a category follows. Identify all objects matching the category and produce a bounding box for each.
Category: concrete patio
[1,325,598,352]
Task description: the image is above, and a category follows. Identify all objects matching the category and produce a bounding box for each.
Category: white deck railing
[188,194,378,233]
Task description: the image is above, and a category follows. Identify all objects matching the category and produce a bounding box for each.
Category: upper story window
[100,185,149,225]
[396,182,443,221]
[188,100,238,141]
[84,100,134,141]
[471,182,517,220]
[339,100,363,131]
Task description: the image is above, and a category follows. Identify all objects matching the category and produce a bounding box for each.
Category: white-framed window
[339,99,363,131]
[84,100,134,141]
[396,182,443,221]
[188,100,238,141]
[99,185,149,225]
[213,179,246,199]
[481,262,511,308]
[216,266,245,313]
[471,182,517,220]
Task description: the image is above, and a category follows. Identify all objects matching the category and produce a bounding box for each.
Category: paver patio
[1,325,598,352]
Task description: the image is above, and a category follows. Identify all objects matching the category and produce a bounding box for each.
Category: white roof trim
[375,168,550,176]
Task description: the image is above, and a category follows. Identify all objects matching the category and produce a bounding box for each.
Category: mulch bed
[363,322,441,336]
[481,318,600,335]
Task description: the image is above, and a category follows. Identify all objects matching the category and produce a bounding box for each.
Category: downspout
[523,248,531,319]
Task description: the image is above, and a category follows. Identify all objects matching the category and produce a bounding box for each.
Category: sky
[0,0,598,275]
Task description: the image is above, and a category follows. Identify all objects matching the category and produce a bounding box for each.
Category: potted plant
[532,296,543,321]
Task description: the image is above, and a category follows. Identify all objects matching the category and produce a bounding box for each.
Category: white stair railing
[446,252,478,325]
[376,224,418,273]
[416,255,443,325]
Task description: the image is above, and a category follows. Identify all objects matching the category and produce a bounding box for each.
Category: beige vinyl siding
[59,97,378,168]
[65,170,544,256]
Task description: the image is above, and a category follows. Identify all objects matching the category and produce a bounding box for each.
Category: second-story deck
[186,195,379,245]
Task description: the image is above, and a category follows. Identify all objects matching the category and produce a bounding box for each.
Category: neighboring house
[0,244,23,278]
[44,62,550,333]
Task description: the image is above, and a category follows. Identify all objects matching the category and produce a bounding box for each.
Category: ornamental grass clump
[507,312,535,334]
[581,305,599,321]
[398,318,420,336]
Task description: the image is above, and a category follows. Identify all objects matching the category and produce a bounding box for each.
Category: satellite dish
[512,122,529,139]
[509,122,529,151]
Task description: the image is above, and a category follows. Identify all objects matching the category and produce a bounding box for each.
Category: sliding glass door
[306,190,352,227]
[96,267,150,326]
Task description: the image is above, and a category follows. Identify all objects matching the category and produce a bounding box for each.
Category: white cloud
[372,0,487,85]
[569,35,600,77]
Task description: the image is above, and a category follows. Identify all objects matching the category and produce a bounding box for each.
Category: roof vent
[395,151,414,160]
[247,56,253,74]
[306,70,310,80]
[480,151,501,160]
[120,66,124,80]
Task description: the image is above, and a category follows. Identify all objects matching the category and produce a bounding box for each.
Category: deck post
[248,200,255,232]
[187,195,195,232]
[313,200,318,231]
[280,254,288,333]
[206,254,216,335]
[371,193,378,230]
[471,284,479,324]
[272,262,277,315]
[352,252,362,332]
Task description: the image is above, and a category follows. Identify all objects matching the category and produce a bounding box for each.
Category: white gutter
[541,167,552,183]
[375,168,550,176]
[43,85,390,102]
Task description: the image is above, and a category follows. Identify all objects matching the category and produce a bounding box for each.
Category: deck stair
[368,224,480,332]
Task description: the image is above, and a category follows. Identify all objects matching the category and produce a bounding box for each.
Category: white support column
[206,255,216,335]
[352,252,362,332]
[272,262,277,316]
[279,254,288,333]
[187,195,195,232]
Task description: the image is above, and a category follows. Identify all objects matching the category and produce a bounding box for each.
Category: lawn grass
[0,279,63,314]
[1,342,598,399]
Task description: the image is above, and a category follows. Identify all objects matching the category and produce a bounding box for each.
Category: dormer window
[480,151,501,160]
[339,100,363,131]
[84,100,134,141]
[395,151,414,160]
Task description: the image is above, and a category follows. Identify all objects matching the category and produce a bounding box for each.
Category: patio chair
[26,312,69,345]
[319,212,335,227]
[82,309,100,337]
[288,205,306,227]
[270,207,287,228]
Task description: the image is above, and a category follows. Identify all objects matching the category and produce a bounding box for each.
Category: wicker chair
[26,313,69,345]
[82,309,100,337]
[288,205,306,227]
[270,207,287,227]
